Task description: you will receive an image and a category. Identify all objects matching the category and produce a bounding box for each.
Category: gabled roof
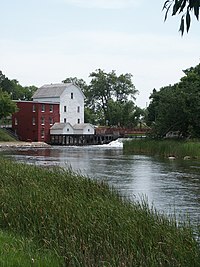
[73,123,94,130]
[32,83,85,99]
[33,83,71,99]
[50,122,72,130]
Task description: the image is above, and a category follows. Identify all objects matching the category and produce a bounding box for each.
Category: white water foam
[100,138,123,148]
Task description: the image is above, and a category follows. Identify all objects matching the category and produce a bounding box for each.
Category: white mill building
[32,83,95,137]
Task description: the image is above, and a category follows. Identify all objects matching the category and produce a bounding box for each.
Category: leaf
[164,5,171,21]
[186,10,191,32]
[172,1,179,15]
[162,0,170,10]
[193,0,200,19]
[179,15,185,35]
[179,0,187,12]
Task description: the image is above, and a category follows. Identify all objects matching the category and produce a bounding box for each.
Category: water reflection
[2,146,200,226]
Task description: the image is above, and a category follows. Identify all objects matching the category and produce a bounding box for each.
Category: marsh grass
[123,139,200,158]
[0,157,199,266]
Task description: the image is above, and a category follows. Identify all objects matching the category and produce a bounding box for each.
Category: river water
[2,140,200,227]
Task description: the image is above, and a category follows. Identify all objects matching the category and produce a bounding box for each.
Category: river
[1,140,200,227]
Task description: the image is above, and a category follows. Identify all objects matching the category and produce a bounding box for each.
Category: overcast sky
[1,0,199,107]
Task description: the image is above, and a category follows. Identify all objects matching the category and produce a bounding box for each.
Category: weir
[50,134,119,146]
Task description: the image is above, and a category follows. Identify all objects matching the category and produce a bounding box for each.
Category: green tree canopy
[86,69,138,126]
[163,0,200,34]
[0,88,18,121]
[0,71,37,100]
[146,63,200,138]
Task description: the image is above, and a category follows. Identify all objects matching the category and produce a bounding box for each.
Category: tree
[147,85,188,137]
[84,107,98,125]
[62,77,88,92]
[23,85,38,100]
[177,64,200,136]
[87,69,138,125]
[0,71,5,83]
[0,70,37,100]
[163,0,200,34]
[0,88,18,123]
[146,63,200,138]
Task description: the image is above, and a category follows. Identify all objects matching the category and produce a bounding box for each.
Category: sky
[1,0,200,108]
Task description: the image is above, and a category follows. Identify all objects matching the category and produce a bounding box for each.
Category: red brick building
[12,101,60,142]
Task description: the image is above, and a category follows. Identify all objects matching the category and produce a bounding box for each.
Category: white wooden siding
[60,84,84,125]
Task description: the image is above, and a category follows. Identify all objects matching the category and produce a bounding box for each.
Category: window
[67,128,69,132]
[32,117,35,125]
[88,129,90,132]
[64,106,67,112]
[64,118,67,123]
[77,106,80,113]
[49,117,53,125]
[33,104,36,112]
[50,104,53,112]
[14,118,18,126]
[41,117,45,125]
[77,118,80,124]
[71,92,73,99]
[41,129,45,138]
[41,104,45,112]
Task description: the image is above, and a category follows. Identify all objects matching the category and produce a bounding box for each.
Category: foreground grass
[0,128,16,142]
[123,139,200,158]
[0,157,199,266]
[0,230,62,267]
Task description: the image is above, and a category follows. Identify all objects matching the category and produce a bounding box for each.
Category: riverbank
[123,139,200,159]
[0,157,199,266]
[0,141,50,149]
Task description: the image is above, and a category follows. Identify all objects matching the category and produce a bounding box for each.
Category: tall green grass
[123,139,200,158]
[0,157,199,266]
[0,230,62,266]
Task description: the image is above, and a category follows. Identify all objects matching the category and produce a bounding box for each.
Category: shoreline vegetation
[123,139,200,159]
[0,157,199,266]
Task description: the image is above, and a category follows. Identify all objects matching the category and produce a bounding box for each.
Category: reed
[0,157,199,266]
[123,139,200,158]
